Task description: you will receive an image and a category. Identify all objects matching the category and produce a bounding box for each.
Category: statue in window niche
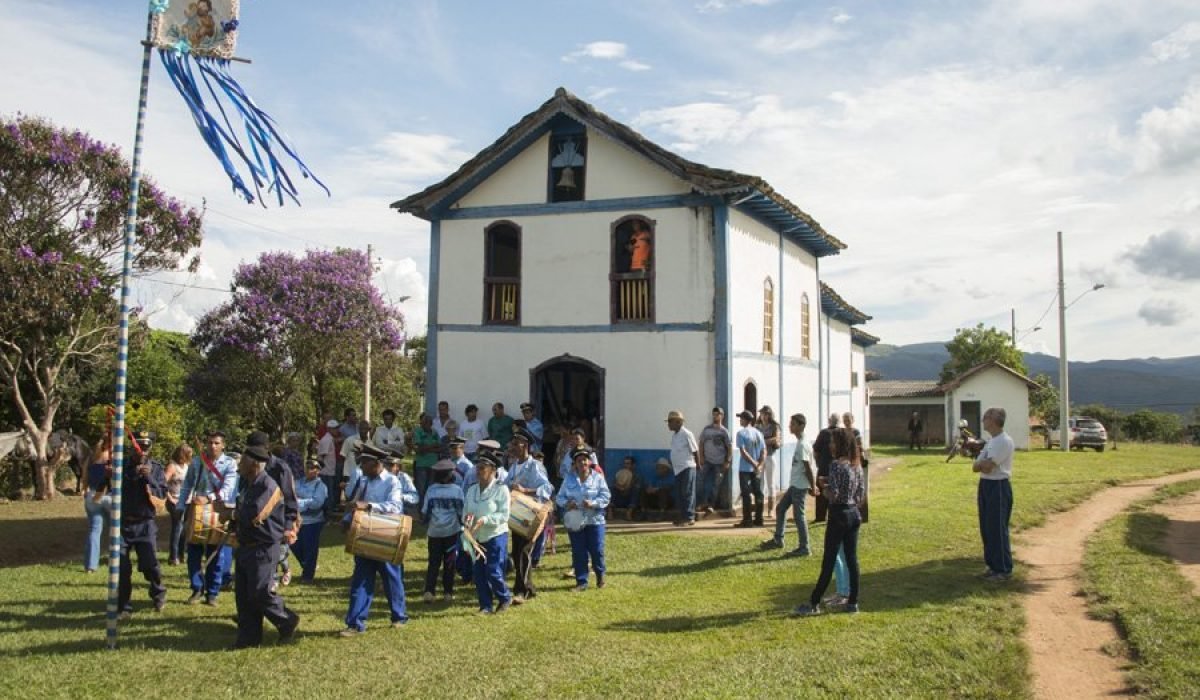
[628,219,652,271]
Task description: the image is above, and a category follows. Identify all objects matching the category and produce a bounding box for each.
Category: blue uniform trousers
[118,520,165,611]
[567,523,606,586]
[472,533,511,612]
[290,521,324,581]
[187,542,232,598]
[345,556,407,631]
[235,544,297,647]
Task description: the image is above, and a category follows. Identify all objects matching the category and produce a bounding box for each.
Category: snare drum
[186,501,237,547]
[345,509,412,565]
[509,491,550,540]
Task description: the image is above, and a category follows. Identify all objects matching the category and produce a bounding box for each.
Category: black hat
[382,455,402,466]
[520,402,534,411]
[244,445,270,462]
[305,457,321,468]
[570,447,592,461]
[512,426,534,444]
[355,442,389,462]
[131,430,153,447]
[736,410,755,421]
[475,452,499,468]
[432,459,456,472]
[246,431,270,447]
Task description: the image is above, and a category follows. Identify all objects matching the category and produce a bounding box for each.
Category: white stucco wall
[947,367,1032,449]
[434,330,714,450]
[851,345,869,448]
[436,206,713,327]
[728,210,783,356]
[454,126,690,209]
[457,133,550,208]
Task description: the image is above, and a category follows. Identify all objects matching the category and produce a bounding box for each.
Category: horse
[48,430,91,494]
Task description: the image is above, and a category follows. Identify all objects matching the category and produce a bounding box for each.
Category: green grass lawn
[1081,478,1200,699]
[0,444,1195,699]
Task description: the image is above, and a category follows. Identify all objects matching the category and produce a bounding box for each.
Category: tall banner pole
[106,9,156,650]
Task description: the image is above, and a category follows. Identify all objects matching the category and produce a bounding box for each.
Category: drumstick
[461,528,486,562]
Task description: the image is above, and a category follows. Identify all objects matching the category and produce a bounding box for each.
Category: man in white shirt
[762,413,817,556]
[341,421,371,493]
[666,409,699,527]
[373,408,406,455]
[973,406,1015,581]
[318,419,339,510]
[458,404,488,458]
[432,401,452,439]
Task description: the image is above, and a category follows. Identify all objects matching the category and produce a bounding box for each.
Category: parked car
[1048,416,1108,451]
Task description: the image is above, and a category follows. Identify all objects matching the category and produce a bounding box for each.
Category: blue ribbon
[156,50,328,206]
[149,0,169,15]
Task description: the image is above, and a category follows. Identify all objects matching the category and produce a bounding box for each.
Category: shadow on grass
[634,548,779,578]
[1121,511,1196,563]
[764,556,1013,613]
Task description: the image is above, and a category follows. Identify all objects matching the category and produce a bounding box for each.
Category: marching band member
[504,427,552,603]
[229,443,299,648]
[291,457,328,583]
[116,430,167,619]
[448,437,473,487]
[177,430,239,606]
[247,431,300,587]
[462,451,512,615]
[421,460,464,603]
[556,447,611,592]
[339,443,416,637]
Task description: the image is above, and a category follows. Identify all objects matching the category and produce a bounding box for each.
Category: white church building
[393,88,874,497]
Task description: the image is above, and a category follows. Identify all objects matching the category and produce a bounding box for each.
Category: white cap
[326,419,339,429]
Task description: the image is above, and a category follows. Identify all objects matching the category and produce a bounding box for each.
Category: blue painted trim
[713,203,732,417]
[425,219,441,414]
[437,322,712,334]
[829,389,851,397]
[431,121,556,218]
[733,194,842,258]
[777,227,785,425]
[732,350,818,369]
[439,193,719,221]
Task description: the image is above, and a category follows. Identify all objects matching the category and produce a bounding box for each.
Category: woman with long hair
[792,427,864,616]
[164,444,193,565]
[82,439,112,573]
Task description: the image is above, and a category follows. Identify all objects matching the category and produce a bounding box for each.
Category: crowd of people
[80,398,1017,643]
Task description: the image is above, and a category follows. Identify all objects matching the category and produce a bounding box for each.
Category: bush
[1121,409,1185,443]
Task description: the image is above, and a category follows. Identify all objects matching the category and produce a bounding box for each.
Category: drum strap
[253,484,284,527]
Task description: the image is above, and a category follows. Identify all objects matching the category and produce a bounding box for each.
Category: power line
[137,276,231,294]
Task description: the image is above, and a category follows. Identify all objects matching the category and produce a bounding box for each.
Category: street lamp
[1056,231,1104,452]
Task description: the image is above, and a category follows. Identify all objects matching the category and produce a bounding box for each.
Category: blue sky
[3,0,1199,361]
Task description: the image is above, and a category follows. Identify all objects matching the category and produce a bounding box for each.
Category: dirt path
[1155,489,1200,594]
[1020,469,1200,699]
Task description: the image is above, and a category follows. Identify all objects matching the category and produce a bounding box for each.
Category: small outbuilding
[869,361,1038,449]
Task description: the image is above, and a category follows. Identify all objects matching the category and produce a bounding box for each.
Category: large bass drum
[509,491,551,540]
[344,509,412,565]
[186,501,237,547]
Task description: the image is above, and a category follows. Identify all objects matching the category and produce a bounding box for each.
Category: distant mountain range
[866,343,1200,416]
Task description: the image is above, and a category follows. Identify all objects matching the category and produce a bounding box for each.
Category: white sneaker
[422,592,434,603]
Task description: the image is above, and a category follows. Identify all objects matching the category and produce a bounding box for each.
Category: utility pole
[1011,309,1017,347]
[363,243,373,423]
[1057,231,1069,452]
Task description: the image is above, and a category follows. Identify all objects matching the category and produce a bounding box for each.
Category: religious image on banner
[151,0,239,59]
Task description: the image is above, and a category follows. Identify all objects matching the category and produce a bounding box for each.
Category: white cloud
[756,24,847,54]
[832,9,853,24]
[1149,21,1200,62]
[1133,83,1200,172]
[564,41,629,62]
[1138,298,1191,326]
[563,41,652,72]
[696,0,778,13]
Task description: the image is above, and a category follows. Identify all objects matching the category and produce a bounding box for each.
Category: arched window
[763,277,775,354]
[484,221,520,324]
[610,215,654,323]
[801,293,811,359]
[743,380,758,416]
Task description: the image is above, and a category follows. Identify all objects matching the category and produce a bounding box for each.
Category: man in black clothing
[908,411,924,450]
[229,444,299,649]
[117,430,167,619]
[811,414,839,523]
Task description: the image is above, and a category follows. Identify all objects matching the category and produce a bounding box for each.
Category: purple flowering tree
[191,248,404,434]
[0,116,203,499]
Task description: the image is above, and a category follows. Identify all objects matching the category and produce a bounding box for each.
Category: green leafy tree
[940,324,1027,383]
[1121,409,1184,443]
[0,116,203,499]
[1029,373,1059,427]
